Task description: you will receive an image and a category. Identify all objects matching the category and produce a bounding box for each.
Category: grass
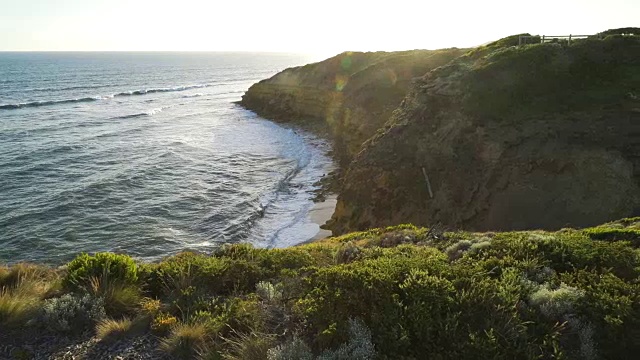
[0,264,61,329]
[96,317,134,341]
[221,331,275,360]
[88,274,142,317]
[160,322,210,359]
[0,287,40,328]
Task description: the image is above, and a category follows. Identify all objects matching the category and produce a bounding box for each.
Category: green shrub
[583,227,640,247]
[63,253,138,290]
[529,283,584,319]
[317,318,376,360]
[144,252,267,300]
[334,242,362,264]
[256,281,283,303]
[151,311,178,334]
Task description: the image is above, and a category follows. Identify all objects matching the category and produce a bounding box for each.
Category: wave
[112,84,212,97]
[0,84,215,111]
[0,96,104,110]
[112,113,148,120]
[111,106,169,120]
[25,84,116,93]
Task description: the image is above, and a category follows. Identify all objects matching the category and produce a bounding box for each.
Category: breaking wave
[0,84,214,110]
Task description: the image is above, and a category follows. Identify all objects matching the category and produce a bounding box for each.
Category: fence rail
[518,34,602,45]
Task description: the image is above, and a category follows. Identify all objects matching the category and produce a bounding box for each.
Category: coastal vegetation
[1,218,639,359]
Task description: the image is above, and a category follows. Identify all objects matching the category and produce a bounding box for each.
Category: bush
[317,318,376,360]
[583,227,640,247]
[267,337,313,360]
[40,294,106,333]
[152,312,178,334]
[529,283,584,319]
[64,253,138,290]
[140,297,162,315]
[145,253,266,300]
[256,281,283,303]
[445,240,472,260]
[334,242,362,264]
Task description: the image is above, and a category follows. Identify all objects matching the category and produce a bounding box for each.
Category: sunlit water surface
[0,52,333,264]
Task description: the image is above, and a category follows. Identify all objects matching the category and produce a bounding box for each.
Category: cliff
[331,35,640,233]
[242,33,640,234]
[240,49,467,162]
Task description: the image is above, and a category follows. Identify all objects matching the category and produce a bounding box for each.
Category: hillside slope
[240,49,467,162]
[330,35,640,233]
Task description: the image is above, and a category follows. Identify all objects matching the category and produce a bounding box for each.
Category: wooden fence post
[421,167,434,199]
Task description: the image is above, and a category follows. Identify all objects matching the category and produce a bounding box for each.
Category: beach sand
[308,195,337,241]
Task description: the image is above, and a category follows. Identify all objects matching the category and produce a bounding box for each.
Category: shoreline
[307,194,337,242]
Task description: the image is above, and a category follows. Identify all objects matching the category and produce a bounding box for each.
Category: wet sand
[308,195,337,241]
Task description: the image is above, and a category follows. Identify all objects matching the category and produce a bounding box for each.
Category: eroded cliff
[330,35,640,233]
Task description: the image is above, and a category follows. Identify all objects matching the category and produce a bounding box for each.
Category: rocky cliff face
[330,35,640,233]
[240,49,467,163]
[242,35,640,234]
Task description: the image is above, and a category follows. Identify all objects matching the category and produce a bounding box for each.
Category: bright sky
[0,0,637,55]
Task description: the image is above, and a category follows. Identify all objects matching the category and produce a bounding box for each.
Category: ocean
[0,52,333,264]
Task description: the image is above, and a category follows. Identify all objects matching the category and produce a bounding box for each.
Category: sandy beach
[308,195,337,241]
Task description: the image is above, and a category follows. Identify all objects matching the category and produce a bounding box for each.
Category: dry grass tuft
[88,274,141,317]
[96,317,133,341]
[160,322,210,359]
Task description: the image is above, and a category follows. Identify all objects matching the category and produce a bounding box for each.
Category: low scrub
[1,221,639,359]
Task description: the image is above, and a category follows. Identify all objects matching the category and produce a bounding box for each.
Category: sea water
[0,52,332,263]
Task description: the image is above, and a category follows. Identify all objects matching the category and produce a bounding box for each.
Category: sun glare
[0,0,638,52]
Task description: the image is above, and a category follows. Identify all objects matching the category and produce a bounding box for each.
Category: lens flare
[335,74,349,91]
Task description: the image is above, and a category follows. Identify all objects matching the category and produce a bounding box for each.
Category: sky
[0,0,637,55]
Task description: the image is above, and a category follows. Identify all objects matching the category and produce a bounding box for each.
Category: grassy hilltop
[1,219,640,359]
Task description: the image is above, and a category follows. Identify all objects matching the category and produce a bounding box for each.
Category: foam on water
[0,52,329,264]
